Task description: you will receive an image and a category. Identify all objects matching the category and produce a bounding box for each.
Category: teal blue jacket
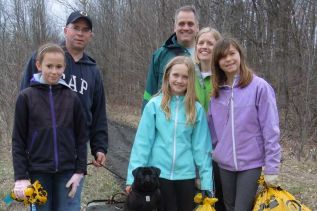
[127,94,213,191]
[142,33,191,110]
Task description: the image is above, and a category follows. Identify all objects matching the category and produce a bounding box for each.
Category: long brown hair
[161,56,196,124]
[211,38,253,98]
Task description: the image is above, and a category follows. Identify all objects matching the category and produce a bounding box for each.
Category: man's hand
[92,151,106,167]
[66,173,84,198]
[14,179,31,199]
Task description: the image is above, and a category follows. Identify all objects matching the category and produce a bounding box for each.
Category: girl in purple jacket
[207,38,281,211]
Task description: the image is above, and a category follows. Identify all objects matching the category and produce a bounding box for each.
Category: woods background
[0,0,316,161]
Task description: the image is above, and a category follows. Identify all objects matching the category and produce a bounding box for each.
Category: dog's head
[132,166,161,193]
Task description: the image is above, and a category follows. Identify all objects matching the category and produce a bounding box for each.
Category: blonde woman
[194,27,226,210]
[126,56,213,211]
[194,27,222,112]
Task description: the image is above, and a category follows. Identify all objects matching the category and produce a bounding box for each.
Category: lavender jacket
[207,75,281,174]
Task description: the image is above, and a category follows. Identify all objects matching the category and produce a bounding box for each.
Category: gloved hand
[264,174,279,187]
[14,179,31,199]
[66,173,84,198]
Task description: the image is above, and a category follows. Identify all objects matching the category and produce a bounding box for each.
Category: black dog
[126,166,163,211]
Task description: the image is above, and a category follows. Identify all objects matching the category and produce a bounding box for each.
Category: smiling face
[219,44,241,79]
[168,63,189,96]
[36,52,65,85]
[196,32,217,64]
[64,18,92,52]
[174,11,199,48]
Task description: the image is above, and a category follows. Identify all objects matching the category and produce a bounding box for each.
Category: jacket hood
[60,41,96,66]
[163,33,182,49]
[30,73,69,87]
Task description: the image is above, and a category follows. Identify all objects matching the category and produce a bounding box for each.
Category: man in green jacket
[142,5,199,110]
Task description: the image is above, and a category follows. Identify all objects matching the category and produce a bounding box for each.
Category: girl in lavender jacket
[207,38,281,211]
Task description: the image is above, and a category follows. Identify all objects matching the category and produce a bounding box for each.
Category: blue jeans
[30,170,84,211]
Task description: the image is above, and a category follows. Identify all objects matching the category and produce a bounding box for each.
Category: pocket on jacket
[28,129,54,164]
[212,139,233,168]
[238,136,263,163]
[58,128,76,164]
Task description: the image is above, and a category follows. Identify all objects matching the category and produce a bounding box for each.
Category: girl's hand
[125,185,132,194]
[66,173,84,198]
[264,174,279,187]
[14,179,31,199]
[201,190,214,198]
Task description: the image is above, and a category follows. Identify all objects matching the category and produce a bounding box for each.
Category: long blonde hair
[160,56,196,125]
[212,38,253,98]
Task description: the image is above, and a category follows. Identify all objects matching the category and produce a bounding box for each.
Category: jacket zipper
[170,96,179,179]
[230,77,238,171]
[49,86,58,172]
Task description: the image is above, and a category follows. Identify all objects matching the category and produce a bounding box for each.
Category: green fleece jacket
[142,33,191,110]
[195,64,213,112]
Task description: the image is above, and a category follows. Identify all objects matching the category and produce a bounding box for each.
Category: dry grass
[278,147,317,210]
[80,154,123,210]
[107,103,141,128]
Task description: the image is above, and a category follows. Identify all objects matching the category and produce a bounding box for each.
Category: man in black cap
[20,11,108,169]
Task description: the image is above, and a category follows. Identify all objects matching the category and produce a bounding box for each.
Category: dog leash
[86,192,127,210]
[86,163,128,210]
[87,162,126,181]
[86,192,127,206]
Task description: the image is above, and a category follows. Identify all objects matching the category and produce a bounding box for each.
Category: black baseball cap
[66,11,92,30]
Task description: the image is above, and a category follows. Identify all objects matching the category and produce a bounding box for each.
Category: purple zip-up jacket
[207,74,281,174]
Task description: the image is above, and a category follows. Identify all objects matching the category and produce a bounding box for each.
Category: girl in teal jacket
[126,56,213,211]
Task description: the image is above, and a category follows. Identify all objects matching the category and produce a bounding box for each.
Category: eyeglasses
[67,26,91,34]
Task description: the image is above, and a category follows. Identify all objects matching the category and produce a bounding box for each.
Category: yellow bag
[194,192,218,211]
[253,176,311,211]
